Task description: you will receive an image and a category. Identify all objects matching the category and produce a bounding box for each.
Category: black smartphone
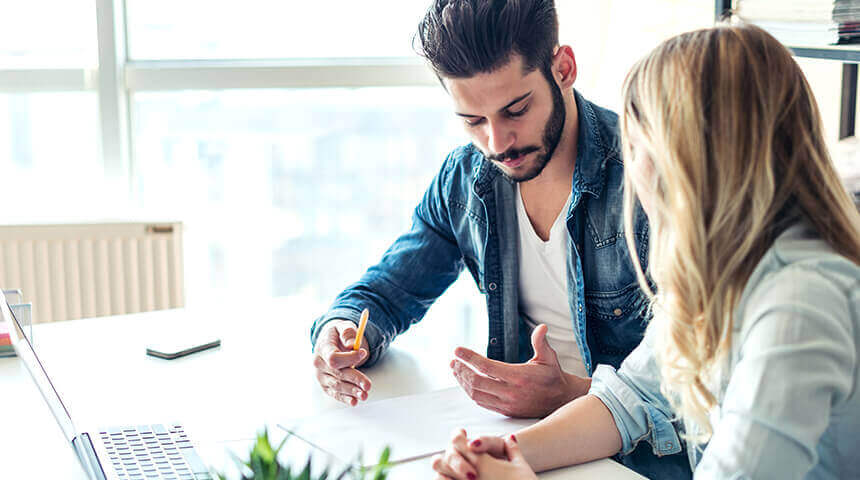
[146,337,221,360]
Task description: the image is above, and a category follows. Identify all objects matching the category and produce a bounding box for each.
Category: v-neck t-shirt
[516,184,587,377]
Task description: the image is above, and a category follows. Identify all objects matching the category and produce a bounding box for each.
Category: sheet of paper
[278,387,538,467]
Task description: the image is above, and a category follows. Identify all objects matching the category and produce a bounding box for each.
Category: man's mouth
[490,146,539,168]
[502,154,526,168]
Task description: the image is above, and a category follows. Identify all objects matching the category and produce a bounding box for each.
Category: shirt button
[613,308,623,316]
[488,282,497,291]
[578,305,582,312]
[489,337,498,345]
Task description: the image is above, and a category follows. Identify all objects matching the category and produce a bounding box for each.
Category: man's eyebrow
[455,91,533,117]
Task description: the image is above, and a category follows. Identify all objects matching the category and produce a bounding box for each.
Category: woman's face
[625,129,658,220]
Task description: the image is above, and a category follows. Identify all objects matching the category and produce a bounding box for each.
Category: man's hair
[415,0,559,80]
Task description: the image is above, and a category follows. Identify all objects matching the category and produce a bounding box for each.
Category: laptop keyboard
[99,424,211,480]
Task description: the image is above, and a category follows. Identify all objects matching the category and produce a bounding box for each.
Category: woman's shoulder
[735,222,860,338]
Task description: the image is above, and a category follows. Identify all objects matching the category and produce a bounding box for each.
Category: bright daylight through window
[0,1,716,354]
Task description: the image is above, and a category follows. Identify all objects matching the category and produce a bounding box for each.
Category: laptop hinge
[73,433,107,480]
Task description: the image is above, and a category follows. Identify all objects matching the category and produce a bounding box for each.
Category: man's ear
[553,45,577,89]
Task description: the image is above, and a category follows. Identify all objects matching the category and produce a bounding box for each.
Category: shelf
[788,45,860,63]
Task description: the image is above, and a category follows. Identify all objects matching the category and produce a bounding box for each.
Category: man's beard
[486,80,566,182]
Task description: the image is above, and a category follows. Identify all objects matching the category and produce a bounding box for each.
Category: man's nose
[486,120,515,156]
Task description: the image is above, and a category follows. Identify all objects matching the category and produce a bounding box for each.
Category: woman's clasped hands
[431,429,538,480]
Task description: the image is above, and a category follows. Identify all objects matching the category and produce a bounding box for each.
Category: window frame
[0,0,438,199]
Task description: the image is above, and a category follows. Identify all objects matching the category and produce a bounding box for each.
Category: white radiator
[0,222,184,323]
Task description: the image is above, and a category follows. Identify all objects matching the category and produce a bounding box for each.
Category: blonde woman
[432,24,860,480]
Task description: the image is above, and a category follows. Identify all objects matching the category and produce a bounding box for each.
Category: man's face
[445,55,566,182]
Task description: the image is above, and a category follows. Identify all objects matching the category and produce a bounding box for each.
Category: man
[310,0,690,477]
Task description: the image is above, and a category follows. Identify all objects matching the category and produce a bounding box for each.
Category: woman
[432,24,860,479]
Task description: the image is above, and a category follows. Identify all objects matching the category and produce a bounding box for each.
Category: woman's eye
[465,118,485,127]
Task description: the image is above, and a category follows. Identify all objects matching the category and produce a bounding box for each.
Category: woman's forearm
[516,394,623,472]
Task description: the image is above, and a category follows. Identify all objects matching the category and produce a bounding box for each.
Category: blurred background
[0,0,855,354]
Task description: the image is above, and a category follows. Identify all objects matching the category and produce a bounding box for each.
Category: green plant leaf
[249,454,266,478]
[297,456,312,480]
[334,465,352,480]
[222,427,392,480]
[371,446,392,480]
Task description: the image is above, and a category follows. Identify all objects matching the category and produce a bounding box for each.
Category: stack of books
[736,0,860,45]
[0,320,15,357]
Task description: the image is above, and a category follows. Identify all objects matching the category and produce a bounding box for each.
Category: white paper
[278,387,537,466]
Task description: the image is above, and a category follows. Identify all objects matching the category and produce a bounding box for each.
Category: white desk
[0,298,642,479]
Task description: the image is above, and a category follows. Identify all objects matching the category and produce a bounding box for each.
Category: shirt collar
[571,89,620,200]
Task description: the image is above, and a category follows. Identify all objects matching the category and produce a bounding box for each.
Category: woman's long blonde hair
[621,24,860,442]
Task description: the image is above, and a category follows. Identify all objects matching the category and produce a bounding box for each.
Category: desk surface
[0,298,641,479]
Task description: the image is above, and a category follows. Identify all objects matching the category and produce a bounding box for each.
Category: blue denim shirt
[310,90,651,374]
[590,221,860,478]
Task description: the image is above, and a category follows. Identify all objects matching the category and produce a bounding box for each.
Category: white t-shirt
[516,184,588,377]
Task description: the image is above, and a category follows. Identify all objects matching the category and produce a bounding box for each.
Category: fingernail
[470,439,482,447]
[510,434,517,443]
[468,473,476,480]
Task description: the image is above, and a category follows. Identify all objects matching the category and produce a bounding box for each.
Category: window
[132,87,471,306]
[126,0,428,60]
[132,85,486,350]
[2,1,750,352]
[0,93,101,216]
[0,1,101,219]
[0,1,96,68]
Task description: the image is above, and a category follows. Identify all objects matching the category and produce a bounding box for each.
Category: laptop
[1,290,212,480]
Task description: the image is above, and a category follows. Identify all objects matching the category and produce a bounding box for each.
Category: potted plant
[217,429,392,480]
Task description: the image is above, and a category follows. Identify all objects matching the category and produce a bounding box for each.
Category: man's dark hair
[415,0,559,81]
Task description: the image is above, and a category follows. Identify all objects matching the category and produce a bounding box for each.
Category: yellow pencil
[354,308,369,351]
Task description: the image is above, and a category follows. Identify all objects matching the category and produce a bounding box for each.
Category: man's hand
[451,324,590,418]
[313,320,371,406]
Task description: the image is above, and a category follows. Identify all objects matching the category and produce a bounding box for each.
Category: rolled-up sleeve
[589,328,683,458]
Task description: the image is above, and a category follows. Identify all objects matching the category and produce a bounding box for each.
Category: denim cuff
[311,307,388,367]
[590,364,682,457]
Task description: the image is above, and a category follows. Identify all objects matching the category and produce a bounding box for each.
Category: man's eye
[507,106,528,118]
[465,118,485,127]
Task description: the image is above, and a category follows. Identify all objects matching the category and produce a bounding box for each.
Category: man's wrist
[565,373,592,400]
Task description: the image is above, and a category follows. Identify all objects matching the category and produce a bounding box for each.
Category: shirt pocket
[585,283,649,359]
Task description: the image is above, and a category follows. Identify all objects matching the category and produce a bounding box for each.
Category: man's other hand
[451,324,590,418]
[313,319,371,406]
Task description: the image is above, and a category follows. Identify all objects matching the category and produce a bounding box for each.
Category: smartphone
[146,337,221,360]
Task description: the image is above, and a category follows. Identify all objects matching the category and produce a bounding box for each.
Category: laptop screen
[1,290,79,443]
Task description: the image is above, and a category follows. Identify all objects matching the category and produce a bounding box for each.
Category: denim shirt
[590,221,860,478]
[310,90,651,374]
